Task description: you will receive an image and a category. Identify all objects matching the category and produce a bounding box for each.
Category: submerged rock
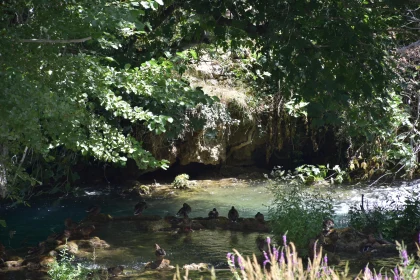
[145,259,174,270]
[3,259,23,268]
[39,256,56,268]
[55,241,78,255]
[84,213,113,223]
[22,255,56,271]
[192,216,270,232]
[308,227,397,267]
[183,263,209,271]
[107,265,124,277]
[76,237,110,250]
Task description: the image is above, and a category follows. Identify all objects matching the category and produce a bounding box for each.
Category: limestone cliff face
[144,121,266,168]
[141,52,268,168]
[178,130,227,166]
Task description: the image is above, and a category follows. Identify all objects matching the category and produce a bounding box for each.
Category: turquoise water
[0,182,272,275]
[1,179,419,278]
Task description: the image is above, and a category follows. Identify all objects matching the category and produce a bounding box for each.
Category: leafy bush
[349,191,420,241]
[48,246,88,280]
[172,174,191,189]
[268,183,334,252]
[271,165,346,185]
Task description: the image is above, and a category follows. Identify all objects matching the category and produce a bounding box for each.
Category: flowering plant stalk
[175,236,420,280]
[223,237,420,280]
[226,237,345,280]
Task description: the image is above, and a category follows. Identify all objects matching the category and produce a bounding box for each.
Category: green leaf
[140,1,150,8]
[104,57,117,63]
[190,50,198,59]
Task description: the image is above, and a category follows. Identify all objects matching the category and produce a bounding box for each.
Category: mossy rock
[8,256,24,262]
[84,213,113,223]
[196,218,220,230]
[55,241,78,255]
[3,260,23,268]
[76,237,110,250]
[144,259,174,270]
[114,215,162,222]
[183,263,209,271]
[191,221,205,231]
[39,256,56,268]
[242,218,270,232]
[227,220,244,231]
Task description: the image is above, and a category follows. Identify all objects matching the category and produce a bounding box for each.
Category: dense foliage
[349,190,420,242]
[1,0,420,200]
[0,0,217,200]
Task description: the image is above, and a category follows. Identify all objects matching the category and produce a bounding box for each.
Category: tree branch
[19,37,92,44]
[396,39,420,54]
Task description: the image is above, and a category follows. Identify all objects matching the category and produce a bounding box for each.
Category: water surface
[1,179,419,277]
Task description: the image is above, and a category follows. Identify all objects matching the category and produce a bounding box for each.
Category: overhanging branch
[396,39,420,54]
[19,36,92,43]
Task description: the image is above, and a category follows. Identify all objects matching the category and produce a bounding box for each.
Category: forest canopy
[1,0,419,201]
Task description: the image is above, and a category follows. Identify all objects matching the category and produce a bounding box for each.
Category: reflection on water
[1,179,420,277]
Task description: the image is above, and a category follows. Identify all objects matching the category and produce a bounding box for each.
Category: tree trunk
[0,145,8,198]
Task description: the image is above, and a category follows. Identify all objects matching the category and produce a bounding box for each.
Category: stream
[1,178,420,279]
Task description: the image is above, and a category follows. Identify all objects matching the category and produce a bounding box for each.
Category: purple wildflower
[401,250,409,267]
[321,255,328,275]
[364,267,373,278]
[283,235,287,245]
[266,236,271,246]
[279,251,285,265]
[418,233,420,245]
[263,251,269,261]
[394,267,399,280]
[227,252,235,267]
[263,251,270,267]
[273,247,279,261]
[237,256,244,271]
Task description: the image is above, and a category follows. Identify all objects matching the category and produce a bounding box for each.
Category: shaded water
[0,181,272,277]
[0,181,271,249]
[1,179,420,278]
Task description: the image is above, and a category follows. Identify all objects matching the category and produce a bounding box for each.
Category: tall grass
[226,237,345,280]
[175,237,420,280]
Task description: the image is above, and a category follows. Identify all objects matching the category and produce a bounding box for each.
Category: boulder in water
[145,259,174,270]
[55,241,78,255]
[182,263,209,271]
